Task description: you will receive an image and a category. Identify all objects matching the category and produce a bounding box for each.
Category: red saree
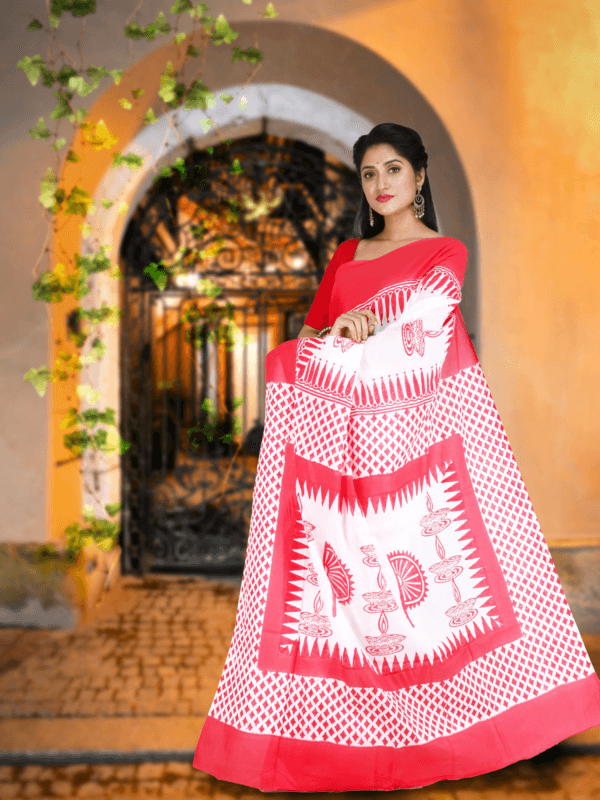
[193,236,600,791]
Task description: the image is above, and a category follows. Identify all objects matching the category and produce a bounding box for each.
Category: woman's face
[360,143,424,219]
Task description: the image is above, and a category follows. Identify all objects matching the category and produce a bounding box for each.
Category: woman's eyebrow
[361,159,403,171]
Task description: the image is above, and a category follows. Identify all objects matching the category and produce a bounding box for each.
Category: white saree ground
[193,237,600,791]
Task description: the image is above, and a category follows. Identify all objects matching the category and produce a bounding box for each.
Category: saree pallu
[193,237,600,791]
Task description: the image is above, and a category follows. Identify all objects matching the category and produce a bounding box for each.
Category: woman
[193,123,600,791]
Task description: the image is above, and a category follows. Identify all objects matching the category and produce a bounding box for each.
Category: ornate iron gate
[119,133,362,575]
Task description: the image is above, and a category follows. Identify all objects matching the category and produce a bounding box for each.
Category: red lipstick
[376,195,393,202]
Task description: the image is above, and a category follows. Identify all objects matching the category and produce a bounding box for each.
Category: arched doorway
[119,132,362,574]
[72,21,479,578]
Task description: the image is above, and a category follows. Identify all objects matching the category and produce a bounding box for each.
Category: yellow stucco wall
[319,0,600,540]
[48,1,600,548]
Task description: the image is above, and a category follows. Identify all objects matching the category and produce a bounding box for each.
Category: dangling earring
[413,186,425,219]
[369,206,374,227]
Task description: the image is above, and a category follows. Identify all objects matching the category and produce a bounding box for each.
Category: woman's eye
[363,167,400,179]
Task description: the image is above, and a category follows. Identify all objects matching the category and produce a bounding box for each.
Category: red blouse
[304,239,360,331]
[304,237,467,331]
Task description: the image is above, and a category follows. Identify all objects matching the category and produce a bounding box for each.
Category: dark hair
[352,123,438,238]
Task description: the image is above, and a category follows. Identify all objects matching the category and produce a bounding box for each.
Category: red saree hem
[193,672,600,792]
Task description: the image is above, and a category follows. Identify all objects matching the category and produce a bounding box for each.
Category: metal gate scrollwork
[120,133,361,575]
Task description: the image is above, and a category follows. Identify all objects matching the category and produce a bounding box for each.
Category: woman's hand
[330,309,378,343]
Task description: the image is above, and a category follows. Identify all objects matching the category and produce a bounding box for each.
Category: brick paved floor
[1,575,600,799]
[0,749,600,798]
[0,576,240,720]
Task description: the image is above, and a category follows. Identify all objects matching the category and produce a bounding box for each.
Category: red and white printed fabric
[193,237,600,791]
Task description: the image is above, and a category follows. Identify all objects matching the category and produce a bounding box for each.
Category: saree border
[193,672,600,792]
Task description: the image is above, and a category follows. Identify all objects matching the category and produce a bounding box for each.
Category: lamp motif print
[361,544,405,656]
[419,490,479,627]
[402,318,444,356]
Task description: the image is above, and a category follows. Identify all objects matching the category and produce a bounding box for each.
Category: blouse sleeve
[304,239,358,330]
[436,239,468,288]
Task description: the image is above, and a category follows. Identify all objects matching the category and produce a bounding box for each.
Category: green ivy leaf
[23,366,52,397]
[27,18,44,30]
[118,98,132,110]
[112,152,144,170]
[143,264,169,290]
[196,277,222,298]
[140,11,171,40]
[187,44,201,57]
[74,249,112,275]
[219,92,233,104]
[174,32,186,44]
[263,2,278,17]
[66,149,81,163]
[85,65,110,90]
[199,118,213,133]
[231,46,263,65]
[75,108,88,122]
[51,0,96,17]
[154,10,171,34]
[144,108,158,124]
[39,167,59,211]
[159,61,177,103]
[100,199,113,209]
[68,75,93,96]
[210,14,238,45]
[63,429,93,457]
[50,90,72,120]
[152,165,173,184]
[55,65,78,85]
[52,137,67,151]
[29,117,51,140]
[132,88,145,99]
[184,79,215,110]
[170,0,193,13]
[173,157,186,176]
[79,337,107,365]
[17,55,49,87]
[50,0,65,15]
[59,408,80,430]
[110,69,124,85]
[32,271,64,302]
[124,22,144,39]
[104,502,122,517]
[64,185,94,216]
[230,158,243,175]
[48,14,60,27]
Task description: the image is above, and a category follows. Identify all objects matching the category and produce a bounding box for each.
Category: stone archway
[59,20,478,571]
